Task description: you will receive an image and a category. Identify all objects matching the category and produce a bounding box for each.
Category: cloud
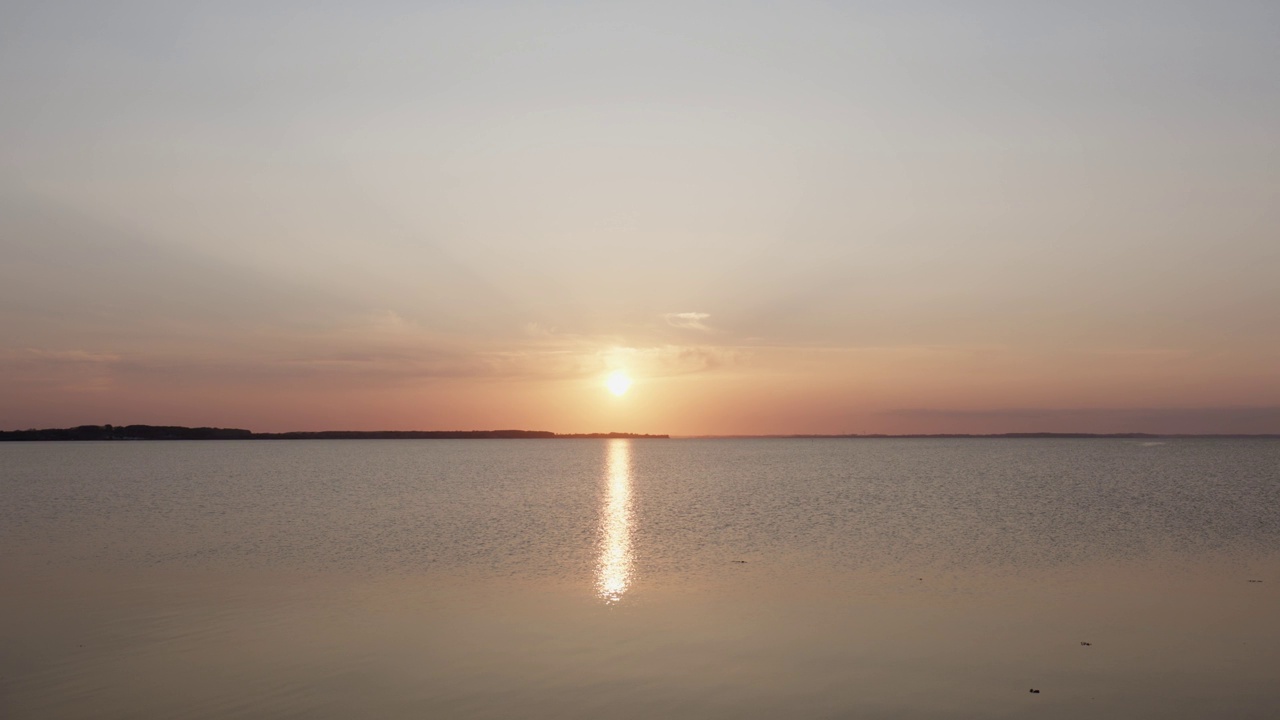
[0,349,122,366]
[0,349,124,395]
[664,312,712,331]
[0,308,751,419]
[521,322,555,337]
[876,407,1280,435]
[598,344,747,377]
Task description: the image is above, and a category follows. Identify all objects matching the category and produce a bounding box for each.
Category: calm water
[2,439,1278,718]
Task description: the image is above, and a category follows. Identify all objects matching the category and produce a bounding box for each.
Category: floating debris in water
[1080,641,1092,646]
[1029,689,1041,694]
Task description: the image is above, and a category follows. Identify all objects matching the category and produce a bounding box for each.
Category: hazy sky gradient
[2,1,1278,433]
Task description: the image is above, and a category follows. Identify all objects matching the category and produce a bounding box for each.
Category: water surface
[2,439,1278,718]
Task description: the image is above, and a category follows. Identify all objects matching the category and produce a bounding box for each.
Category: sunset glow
[0,3,1276,436]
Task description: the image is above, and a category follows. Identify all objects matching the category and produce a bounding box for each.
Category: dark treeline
[1,425,254,441]
[0,425,668,441]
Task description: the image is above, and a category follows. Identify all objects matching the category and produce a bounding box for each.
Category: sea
[2,438,1278,719]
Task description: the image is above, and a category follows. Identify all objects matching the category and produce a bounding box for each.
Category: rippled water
[2,439,1278,718]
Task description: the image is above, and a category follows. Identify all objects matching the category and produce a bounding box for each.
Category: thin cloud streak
[664,312,713,331]
[876,407,1280,435]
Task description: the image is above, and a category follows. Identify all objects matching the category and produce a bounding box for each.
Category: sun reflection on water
[596,439,634,604]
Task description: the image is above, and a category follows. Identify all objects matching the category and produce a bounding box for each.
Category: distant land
[0,425,668,441]
[2,425,1278,441]
[677,433,1280,439]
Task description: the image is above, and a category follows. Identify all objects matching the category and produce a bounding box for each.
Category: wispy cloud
[664,312,712,331]
[0,348,124,395]
[876,407,1280,434]
[0,349,122,366]
[521,322,555,337]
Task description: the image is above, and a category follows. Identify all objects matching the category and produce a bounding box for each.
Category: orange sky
[2,2,1278,434]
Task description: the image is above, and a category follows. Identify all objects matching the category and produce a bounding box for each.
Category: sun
[606,371,632,396]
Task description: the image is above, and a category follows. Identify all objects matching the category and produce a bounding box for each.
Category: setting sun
[606,371,632,396]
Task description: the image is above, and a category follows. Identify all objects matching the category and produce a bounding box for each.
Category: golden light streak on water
[596,439,634,604]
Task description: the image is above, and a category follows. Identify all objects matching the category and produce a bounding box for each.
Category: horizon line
[2,424,1279,441]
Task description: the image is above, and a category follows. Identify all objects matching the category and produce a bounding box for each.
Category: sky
[2,1,1278,435]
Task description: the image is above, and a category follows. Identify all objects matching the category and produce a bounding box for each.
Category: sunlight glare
[596,439,634,603]
[606,371,632,396]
